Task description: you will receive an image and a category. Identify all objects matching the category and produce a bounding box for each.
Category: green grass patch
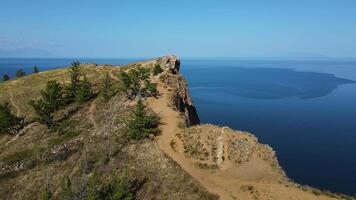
[1,148,36,165]
[48,131,80,147]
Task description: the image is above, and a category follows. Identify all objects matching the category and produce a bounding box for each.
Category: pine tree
[2,74,10,81]
[119,71,132,98]
[119,67,153,99]
[16,69,26,78]
[29,80,64,129]
[75,76,93,103]
[126,100,160,139]
[68,61,81,98]
[33,66,39,73]
[0,103,24,135]
[101,73,113,102]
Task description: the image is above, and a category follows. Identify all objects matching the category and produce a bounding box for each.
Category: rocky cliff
[156,55,200,126]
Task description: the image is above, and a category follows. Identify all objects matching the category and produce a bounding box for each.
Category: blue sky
[0,0,355,58]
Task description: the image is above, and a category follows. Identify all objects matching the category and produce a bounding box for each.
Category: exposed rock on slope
[157,55,200,126]
[147,55,346,200]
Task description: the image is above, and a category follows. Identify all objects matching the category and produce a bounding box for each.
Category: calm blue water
[1,58,356,195]
[181,60,356,196]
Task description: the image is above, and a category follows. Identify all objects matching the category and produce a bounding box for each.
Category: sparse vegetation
[170,139,176,150]
[86,170,101,200]
[101,171,135,200]
[65,61,94,103]
[2,74,10,81]
[16,69,26,78]
[152,64,163,75]
[1,148,35,165]
[0,102,24,135]
[126,100,160,140]
[100,73,115,102]
[39,183,53,200]
[33,66,39,74]
[59,175,74,200]
[48,131,80,147]
[75,75,93,103]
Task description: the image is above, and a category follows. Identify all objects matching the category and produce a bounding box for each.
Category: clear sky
[0,0,355,58]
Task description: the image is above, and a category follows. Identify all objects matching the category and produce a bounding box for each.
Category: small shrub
[170,139,176,151]
[0,102,24,135]
[144,82,158,97]
[101,171,134,200]
[33,66,39,73]
[152,64,163,75]
[311,189,322,196]
[2,74,10,81]
[16,69,26,78]
[177,121,186,129]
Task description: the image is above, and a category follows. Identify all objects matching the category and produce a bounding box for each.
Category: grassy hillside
[0,60,218,200]
[0,64,117,120]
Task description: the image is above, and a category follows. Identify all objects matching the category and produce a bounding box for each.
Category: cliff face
[157,56,200,126]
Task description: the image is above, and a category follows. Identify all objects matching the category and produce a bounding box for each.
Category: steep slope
[146,56,348,200]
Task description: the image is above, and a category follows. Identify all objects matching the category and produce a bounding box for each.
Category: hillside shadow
[186,67,355,99]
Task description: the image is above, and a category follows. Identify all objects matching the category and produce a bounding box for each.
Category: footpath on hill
[147,79,338,200]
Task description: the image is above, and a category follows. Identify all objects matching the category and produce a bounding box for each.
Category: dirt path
[147,83,237,199]
[8,86,21,116]
[147,82,338,200]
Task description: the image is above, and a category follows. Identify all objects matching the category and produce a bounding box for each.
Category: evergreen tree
[119,67,154,99]
[33,66,39,73]
[126,100,160,139]
[0,103,24,135]
[68,61,81,98]
[29,80,64,129]
[59,175,73,200]
[101,73,114,102]
[16,69,26,78]
[75,76,93,103]
[119,71,132,98]
[2,74,10,81]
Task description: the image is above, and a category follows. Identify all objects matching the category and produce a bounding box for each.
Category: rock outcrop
[157,55,200,126]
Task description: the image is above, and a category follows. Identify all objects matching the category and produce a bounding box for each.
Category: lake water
[1,58,356,195]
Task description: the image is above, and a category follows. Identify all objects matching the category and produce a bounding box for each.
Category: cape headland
[0,56,352,200]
